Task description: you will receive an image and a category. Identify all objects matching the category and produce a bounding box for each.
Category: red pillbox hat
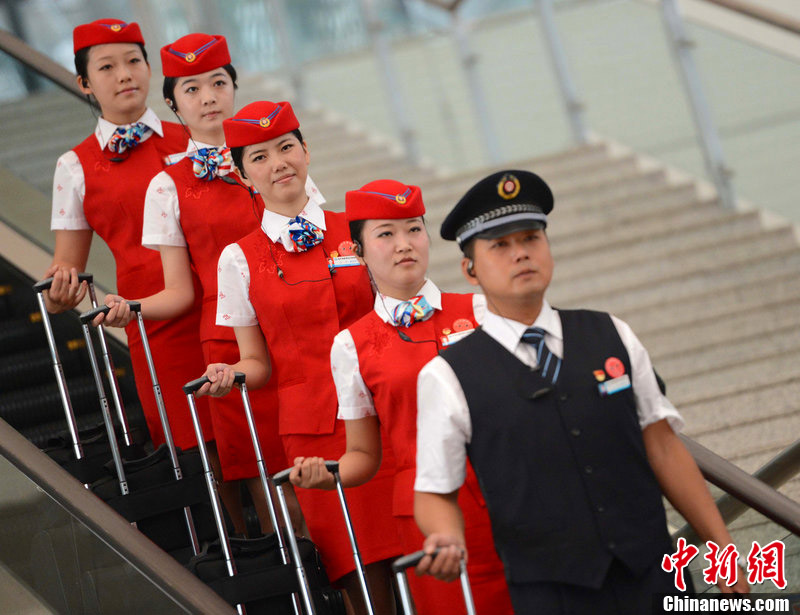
[73,19,144,54]
[223,101,300,148]
[160,33,230,77]
[345,179,425,222]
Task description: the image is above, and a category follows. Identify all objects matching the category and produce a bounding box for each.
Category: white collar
[482,300,561,356]
[373,278,441,324]
[260,180,328,242]
[94,108,163,150]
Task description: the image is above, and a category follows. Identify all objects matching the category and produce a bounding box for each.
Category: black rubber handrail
[675,435,800,542]
[0,28,97,106]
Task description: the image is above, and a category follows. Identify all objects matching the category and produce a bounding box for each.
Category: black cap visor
[457,212,547,246]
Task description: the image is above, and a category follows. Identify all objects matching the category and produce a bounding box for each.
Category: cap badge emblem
[259,117,271,128]
[395,194,407,204]
[185,52,196,63]
[497,174,521,200]
[111,24,122,32]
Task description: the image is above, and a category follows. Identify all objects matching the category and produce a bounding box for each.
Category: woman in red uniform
[290,180,513,614]
[200,101,401,614]
[97,33,307,534]
[43,19,211,453]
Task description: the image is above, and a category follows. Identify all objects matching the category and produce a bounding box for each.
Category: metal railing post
[534,0,589,144]
[450,10,502,164]
[359,0,421,165]
[661,0,736,209]
[271,0,308,109]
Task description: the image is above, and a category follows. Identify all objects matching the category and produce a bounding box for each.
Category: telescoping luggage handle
[33,274,133,454]
[184,372,304,615]
[392,549,477,615]
[183,372,248,615]
[82,301,201,555]
[274,459,378,615]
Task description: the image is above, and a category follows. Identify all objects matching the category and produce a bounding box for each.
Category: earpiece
[352,240,362,257]
[81,77,89,88]
[165,98,177,112]
[466,259,475,277]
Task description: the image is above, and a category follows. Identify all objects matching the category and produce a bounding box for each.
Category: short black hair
[162,63,238,112]
[348,220,366,253]
[75,42,148,84]
[230,128,304,179]
[461,239,476,260]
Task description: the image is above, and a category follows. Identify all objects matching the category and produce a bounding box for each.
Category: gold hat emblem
[497,174,521,200]
[111,24,122,32]
[185,52,196,63]
[259,117,271,128]
[395,194,407,204]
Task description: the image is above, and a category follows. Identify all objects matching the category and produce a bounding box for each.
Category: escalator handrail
[0,417,234,615]
[676,435,800,541]
[0,28,97,106]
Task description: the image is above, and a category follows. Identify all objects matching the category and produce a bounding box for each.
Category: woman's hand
[196,363,236,397]
[289,457,336,490]
[415,534,466,582]
[93,294,134,327]
[43,265,87,313]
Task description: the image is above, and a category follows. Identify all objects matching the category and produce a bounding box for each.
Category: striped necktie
[521,326,561,385]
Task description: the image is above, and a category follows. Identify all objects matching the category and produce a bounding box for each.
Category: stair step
[680,380,800,438]
[646,300,800,364]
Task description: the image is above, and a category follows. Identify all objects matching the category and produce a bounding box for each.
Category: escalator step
[0,343,90,392]
[0,376,101,430]
[0,314,47,355]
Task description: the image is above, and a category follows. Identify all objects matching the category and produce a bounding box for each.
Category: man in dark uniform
[413,170,749,614]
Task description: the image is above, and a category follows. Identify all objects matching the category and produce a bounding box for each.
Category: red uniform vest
[236,211,373,435]
[72,123,212,449]
[164,159,262,342]
[348,293,478,515]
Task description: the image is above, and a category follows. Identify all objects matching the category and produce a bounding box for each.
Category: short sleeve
[142,171,186,249]
[51,151,90,230]
[472,293,487,325]
[331,329,376,420]
[611,315,685,433]
[216,243,258,327]
[414,356,472,494]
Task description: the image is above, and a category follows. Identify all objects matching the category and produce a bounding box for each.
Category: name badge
[329,255,361,269]
[598,374,631,397]
[440,329,473,347]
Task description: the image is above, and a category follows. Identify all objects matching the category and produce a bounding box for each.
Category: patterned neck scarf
[392,295,434,328]
[190,146,233,181]
[107,122,150,154]
[280,216,324,252]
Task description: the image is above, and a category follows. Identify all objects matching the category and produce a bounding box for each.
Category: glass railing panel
[0,61,116,290]
[0,452,193,614]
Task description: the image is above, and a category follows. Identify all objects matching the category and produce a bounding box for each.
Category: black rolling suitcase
[31,273,140,484]
[80,301,213,561]
[392,550,477,615]
[183,373,347,615]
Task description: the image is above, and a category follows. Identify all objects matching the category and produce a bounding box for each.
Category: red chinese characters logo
[747,540,786,590]
[662,537,699,591]
[703,541,739,587]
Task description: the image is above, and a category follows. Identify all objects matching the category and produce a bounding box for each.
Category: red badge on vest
[604,357,625,379]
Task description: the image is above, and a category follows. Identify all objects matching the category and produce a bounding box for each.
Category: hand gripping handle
[78,300,141,325]
[182,371,245,395]
[33,272,93,293]
[272,460,340,487]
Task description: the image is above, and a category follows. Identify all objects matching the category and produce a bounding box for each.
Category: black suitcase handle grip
[391,548,442,574]
[182,371,246,395]
[33,272,93,292]
[79,300,142,324]
[273,460,339,486]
